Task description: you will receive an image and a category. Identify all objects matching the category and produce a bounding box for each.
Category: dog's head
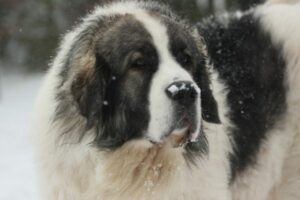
[55,1,220,151]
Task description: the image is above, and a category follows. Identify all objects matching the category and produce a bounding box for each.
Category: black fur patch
[93,15,159,148]
[56,14,159,149]
[197,12,287,180]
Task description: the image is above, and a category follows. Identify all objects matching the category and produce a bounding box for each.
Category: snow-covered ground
[0,72,44,200]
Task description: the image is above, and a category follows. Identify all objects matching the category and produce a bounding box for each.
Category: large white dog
[32,1,300,200]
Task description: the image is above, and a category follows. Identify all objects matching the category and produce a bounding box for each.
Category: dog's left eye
[132,57,146,68]
[130,52,147,69]
[177,51,192,65]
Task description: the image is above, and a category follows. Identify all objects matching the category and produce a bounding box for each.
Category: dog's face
[59,2,219,150]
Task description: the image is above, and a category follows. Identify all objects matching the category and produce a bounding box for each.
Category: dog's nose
[165,81,199,106]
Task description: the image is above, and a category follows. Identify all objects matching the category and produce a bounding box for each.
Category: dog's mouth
[167,125,192,147]
[149,115,199,148]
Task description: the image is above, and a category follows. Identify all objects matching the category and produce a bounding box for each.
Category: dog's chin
[165,127,192,147]
[148,125,199,148]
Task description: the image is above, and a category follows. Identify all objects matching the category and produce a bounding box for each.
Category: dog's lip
[168,126,191,147]
[170,127,190,136]
[147,115,199,147]
[148,124,194,148]
[147,127,190,146]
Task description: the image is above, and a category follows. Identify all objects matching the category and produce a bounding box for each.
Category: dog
[32,1,300,200]
[196,2,300,200]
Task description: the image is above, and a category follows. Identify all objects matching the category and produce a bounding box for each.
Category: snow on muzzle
[163,81,201,147]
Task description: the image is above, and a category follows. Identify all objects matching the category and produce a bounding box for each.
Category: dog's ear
[71,52,111,129]
[192,29,221,124]
[71,51,128,148]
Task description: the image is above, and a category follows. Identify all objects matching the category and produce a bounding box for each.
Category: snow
[0,72,43,200]
[167,84,179,95]
[167,82,200,97]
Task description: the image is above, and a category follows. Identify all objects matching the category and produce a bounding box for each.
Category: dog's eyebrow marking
[132,12,193,81]
[132,12,193,82]
[132,12,171,63]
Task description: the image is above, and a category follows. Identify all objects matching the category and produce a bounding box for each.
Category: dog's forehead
[131,12,193,61]
[98,11,187,60]
[115,12,175,45]
[130,12,196,56]
[100,14,152,44]
[86,1,191,54]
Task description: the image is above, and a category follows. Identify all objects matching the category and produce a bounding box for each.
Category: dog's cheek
[198,70,221,124]
[193,52,220,123]
[190,28,221,124]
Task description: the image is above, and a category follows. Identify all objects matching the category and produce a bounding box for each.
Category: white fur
[231,3,300,200]
[32,2,230,200]
[266,0,300,5]
[32,2,300,200]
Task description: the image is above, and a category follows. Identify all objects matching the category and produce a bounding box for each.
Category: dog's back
[197,3,300,200]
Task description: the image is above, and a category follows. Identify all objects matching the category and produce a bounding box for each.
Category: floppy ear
[71,45,130,148]
[71,52,111,129]
[71,52,128,148]
[192,29,221,124]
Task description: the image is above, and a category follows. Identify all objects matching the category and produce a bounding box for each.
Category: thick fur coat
[32,1,300,200]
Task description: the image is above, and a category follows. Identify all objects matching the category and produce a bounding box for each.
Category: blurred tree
[237,0,263,10]
[163,0,205,21]
[0,0,100,71]
[0,0,263,72]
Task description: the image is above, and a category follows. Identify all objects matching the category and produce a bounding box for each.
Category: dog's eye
[132,57,146,68]
[130,52,147,69]
[177,51,192,65]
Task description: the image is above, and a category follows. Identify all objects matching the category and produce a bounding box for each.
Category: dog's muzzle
[159,81,201,147]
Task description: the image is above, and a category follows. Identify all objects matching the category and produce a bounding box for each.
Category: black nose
[165,81,199,106]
